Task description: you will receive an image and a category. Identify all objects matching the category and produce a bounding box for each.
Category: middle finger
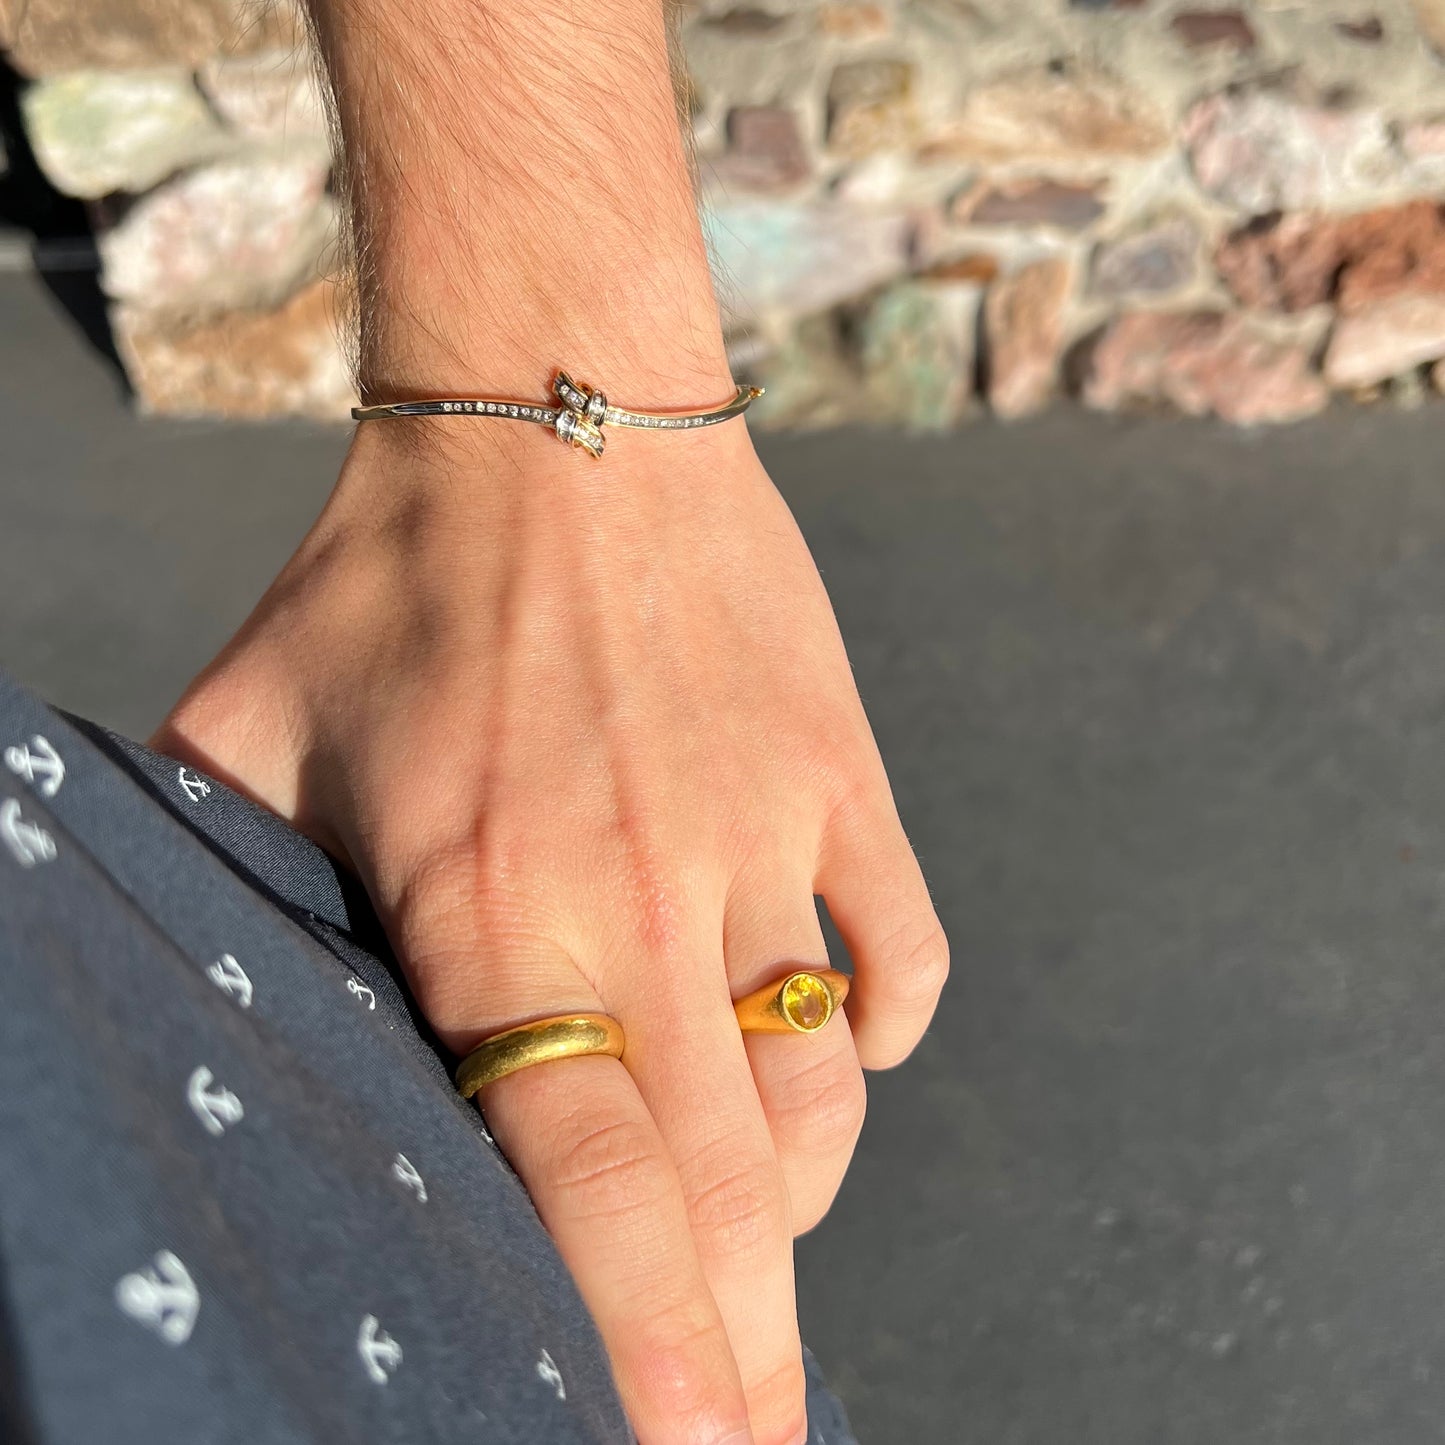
[619,920,808,1445]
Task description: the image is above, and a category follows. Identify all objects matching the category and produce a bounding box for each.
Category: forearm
[302,0,730,406]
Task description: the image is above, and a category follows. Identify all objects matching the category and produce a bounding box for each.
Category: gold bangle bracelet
[352,368,763,459]
[455,1013,625,1097]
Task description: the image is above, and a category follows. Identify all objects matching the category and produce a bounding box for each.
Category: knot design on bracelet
[351,369,764,458]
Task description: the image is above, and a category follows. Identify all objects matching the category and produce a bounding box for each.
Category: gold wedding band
[733,968,851,1036]
[455,1013,625,1097]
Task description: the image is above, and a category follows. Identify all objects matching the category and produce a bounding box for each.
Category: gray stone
[710,106,811,192]
[1336,15,1385,42]
[21,70,232,200]
[860,278,981,429]
[1089,216,1200,299]
[954,178,1107,232]
[705,200,909,317]
[1182,90,1399,213]
[748,313,858,430]
[198,51,328,147]
[98,156,336,315]
[1170,9,1257,50]
[703,7,789,36]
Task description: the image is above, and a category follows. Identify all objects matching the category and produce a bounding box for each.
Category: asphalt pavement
[8,269,1445,1443]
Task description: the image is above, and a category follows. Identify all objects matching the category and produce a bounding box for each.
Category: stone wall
[10,0,1445,427]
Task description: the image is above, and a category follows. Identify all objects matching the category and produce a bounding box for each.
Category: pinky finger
[481,1055,753,1445]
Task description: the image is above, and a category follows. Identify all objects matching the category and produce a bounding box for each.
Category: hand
[155,411,947,1445]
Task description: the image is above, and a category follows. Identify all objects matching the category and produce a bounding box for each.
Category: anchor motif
[206,953,253,1009]
[0,798,56,868]
[358,1314,402,1384]
[4,734,64,798]
[115,1250,200,1345]
[347,977,377,1011]
[186,1066,244,1137]
[392,1153,427,1203]
[177,767,211,803]
[537,1347,566,1401]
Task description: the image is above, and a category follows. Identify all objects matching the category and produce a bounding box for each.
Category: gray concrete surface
[8,269,1445,1443]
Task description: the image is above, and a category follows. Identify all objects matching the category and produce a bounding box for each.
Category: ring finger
[724,869,867,1235]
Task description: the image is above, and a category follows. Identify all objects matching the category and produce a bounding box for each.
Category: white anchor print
[4,734,64,798]
[537,1348,566,1400]
[358,1315,402,1384]
[115,1250,199,1345]
[392,1153,427,1203]
[0,798,56,868]
[177,767,211,803]
[186,1066,244,1137]
[347,977,377,1011]
[206,953,253,1009]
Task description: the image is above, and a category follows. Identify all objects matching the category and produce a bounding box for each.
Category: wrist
[316,0,729,407]
[342,373,761,488]
[354,255,734,411]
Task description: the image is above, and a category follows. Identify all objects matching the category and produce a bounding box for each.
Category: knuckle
[405,836,535,944]
[685,1153,790,1264]
[746,1354,810,1445]
[632,1300,746,1435]
[771,1053,868,1163]
[546,1114,674,1226]
[886,916,951,1008]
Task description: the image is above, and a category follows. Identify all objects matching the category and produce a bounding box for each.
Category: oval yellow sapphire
[780,971,834,1032]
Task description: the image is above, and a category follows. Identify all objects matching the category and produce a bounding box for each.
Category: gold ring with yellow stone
[733,968,851,1036]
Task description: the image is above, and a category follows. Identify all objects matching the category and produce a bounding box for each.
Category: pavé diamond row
[351,369,763,458]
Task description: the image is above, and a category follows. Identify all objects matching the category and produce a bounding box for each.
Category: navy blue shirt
[0,668,856,1445]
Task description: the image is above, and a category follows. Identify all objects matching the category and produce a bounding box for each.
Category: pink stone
[921,70,1167,167]
[826,59,917,156]
[1415,0,1445,59]
[1183,91,1397,212]
[817,2,889,38]
[1083,311,1329,425]
[113,277,356,420]
[98,157,335,314]
[985,258,1073,420]
[1215,201,1445,315]
[1402,116,1445,159]
[4,0,302,76]
[1324,294,1445,388]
